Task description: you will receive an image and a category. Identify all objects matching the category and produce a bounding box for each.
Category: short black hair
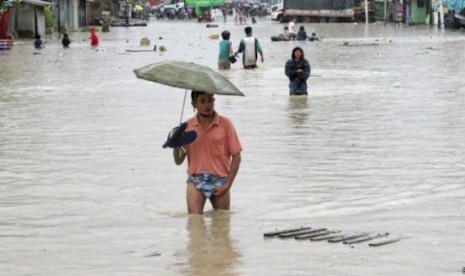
[191,91,206,101]
[245,26,252,35]
[221,30,230,40]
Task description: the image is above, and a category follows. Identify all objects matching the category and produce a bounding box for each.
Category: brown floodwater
[1,15,465,275]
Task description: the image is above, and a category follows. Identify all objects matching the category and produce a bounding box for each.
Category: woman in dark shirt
[284,47,311,96]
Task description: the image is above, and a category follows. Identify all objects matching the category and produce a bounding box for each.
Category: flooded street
[1,16,465,275]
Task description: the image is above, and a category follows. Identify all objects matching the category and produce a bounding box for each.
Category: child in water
[218,30,234,70]
[296,26,308,41]
[34,35,44,49]
[62,33,71,48]
[308,33,320,42]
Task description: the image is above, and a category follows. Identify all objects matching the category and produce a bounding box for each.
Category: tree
[44,5,54,28]
[1,0,21,16]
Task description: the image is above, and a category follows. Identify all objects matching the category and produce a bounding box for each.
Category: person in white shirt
[288,19,297,40]
[234,26,264,69]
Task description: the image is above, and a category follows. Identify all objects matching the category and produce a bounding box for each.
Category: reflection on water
[287,96,309,128]
[186,212,239,276]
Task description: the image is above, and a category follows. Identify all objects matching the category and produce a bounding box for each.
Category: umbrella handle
[180,89,188,124]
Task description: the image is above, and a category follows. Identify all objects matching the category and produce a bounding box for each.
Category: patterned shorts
[187,173,227,198]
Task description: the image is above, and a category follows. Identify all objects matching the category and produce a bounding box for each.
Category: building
[374,0,431,24]
[1,0,52,38]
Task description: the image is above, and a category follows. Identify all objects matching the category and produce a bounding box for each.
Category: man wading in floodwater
[172,91,242,214]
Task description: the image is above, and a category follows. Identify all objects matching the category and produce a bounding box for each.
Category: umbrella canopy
[133,60,244,96]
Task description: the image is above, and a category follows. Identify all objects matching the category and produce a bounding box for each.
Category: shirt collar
[193,111,219,128]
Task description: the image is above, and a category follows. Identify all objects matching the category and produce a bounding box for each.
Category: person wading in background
[234,26,264,69]
[285,47,311,96]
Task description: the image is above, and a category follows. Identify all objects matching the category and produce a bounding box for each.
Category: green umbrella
[134,60,244,122]
[134,60,244,96]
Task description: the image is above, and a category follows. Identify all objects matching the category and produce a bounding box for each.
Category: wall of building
[410,0,428,23]
[36,8,45,35]
[17,4,35,37]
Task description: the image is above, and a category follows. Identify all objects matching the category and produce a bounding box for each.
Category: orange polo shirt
[185,112,242,177]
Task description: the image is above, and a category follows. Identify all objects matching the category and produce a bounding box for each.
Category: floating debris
[145,252,162,257]
[311,233,342,241]
[295,229,332,240]
[328,232,372,243]
[280,228,326,239]
[125,49,155,53]
[140,37,150,46]
[264,227,311,237]
[369,236,408,247]
[423,46,439,51]
[342,41,379,47]
[344,232,390,245]
[264,226,405,247]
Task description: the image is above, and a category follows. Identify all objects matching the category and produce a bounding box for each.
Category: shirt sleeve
[285,60,297,79]
[302,59,311,81]
[255,38,263,54]
[237,39,245,53]
[225,118,242,156]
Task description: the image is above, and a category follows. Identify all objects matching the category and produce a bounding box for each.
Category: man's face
[193,93,215,117]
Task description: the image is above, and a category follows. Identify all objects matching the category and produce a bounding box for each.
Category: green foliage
[61,24,69,33]
[44,5,54,28]
[1,0,21,15]
[0,0,7,15]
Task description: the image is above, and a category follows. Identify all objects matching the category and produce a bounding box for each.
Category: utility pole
[384,0,387,25]
[365,0,369,24]
[57,0,60,33]
[439,0,445,30]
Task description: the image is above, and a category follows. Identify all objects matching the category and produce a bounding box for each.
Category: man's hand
[213,184,230,197]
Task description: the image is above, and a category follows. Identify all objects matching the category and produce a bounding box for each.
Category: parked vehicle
[455,13,465,28]
[249,2,269,17]
[163,0,186,19]
[270,0,372,23]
